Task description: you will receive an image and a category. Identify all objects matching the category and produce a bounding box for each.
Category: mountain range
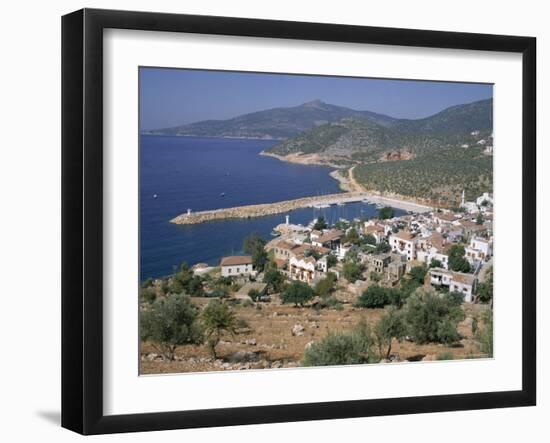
[145,98,493,205]
[267,98,492,160]
[145,98,492,141]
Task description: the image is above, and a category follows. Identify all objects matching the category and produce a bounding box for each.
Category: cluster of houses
[218,192,494,303]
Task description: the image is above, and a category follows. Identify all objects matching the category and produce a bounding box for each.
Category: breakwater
[170,192,432,225]
[171,192,362,224]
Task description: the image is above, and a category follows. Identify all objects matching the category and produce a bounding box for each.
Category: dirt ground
[140,293,490,375]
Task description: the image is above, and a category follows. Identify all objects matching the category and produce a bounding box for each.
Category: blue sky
[139,67,493,130]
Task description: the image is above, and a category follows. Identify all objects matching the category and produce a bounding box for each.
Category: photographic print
[138,68,494,375]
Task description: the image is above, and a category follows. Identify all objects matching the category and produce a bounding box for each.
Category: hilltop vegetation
[354,144,493,204]
[391,98,492,134]
[266,99,493,204]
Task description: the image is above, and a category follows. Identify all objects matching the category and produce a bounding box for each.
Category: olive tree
[302,319,376,366]
[201,300,239,358]
[281,281,314,307]
[374,306,407,359]
[404,292,465,344]
[140,294,203,361]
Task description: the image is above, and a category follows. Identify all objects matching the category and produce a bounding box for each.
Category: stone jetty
[171,192,362,225]
[170,192,432,225]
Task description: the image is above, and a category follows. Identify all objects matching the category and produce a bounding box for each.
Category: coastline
[170,147,434,226]
[142,132,285,141]
[267,151,434,213]
[171,162,432,225]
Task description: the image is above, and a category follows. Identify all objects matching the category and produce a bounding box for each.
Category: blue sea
[140,135,402,280]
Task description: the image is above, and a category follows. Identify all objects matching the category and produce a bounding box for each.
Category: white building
[220,256,254,277]
[363,223,386,244]
[465,237,492,263]
[389,231,417,261]
[336,243,352,260]
[429,267,477,302]
[289,255,318,284]
[311,230,344,250]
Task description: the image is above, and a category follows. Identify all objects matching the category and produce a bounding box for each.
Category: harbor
[170,191,433,225]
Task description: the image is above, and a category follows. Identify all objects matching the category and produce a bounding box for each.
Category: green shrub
[404,292,465,344]
[374,306,407,359]
[243,233,268,272]
[302,320,375,366]
[356,285,389,308]
[447,245,471,273]
[478,309,493,356]
[448,291,465,306]
[141,278,154,288]
[476,266,493,304]
[378,206,395,220]
[364,234,377,245]
[241,298,253,308]
[369,271,382,282]
[140,294,203,361]
[375,241,391,253]
[248,288,260,302]
[436,352,455,360]
[263,269,286,293]
[316,296,343,310]
[281,281,315,307]
[201,300,238,358]
[139,287,157,304]
[409,265,428,285]
[315,272,337,297]
[326,254,338,268]
[343,261,363,283]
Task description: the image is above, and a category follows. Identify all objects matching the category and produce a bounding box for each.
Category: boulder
[292,324,305,336]
[226,350,261,363]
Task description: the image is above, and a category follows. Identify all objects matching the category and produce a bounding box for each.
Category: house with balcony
[429,267,477,302]
[289,255,319,284]
[389,230,418,261]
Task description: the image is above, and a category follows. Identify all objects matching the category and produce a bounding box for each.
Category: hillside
[391,98,493,134]
[144,100,396,139]
[265,99,493,205]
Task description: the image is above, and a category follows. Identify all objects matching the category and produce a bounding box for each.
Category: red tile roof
[220,256,253,266]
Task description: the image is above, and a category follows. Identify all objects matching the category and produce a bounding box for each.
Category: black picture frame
[62,8,537,435]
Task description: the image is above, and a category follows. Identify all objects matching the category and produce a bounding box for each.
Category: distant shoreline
[142,132,285,141]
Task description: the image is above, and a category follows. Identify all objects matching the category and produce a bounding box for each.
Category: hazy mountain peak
[301,99,326,107]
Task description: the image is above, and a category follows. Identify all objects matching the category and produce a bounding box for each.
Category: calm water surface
[140,135,402,280]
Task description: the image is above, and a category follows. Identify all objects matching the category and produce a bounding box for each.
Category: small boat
[153,194,158,199]
[337,202,345,206]
[220,192,225,197]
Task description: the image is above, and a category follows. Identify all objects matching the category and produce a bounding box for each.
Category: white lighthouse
[461,190,465,207]
[285,215,290,225]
